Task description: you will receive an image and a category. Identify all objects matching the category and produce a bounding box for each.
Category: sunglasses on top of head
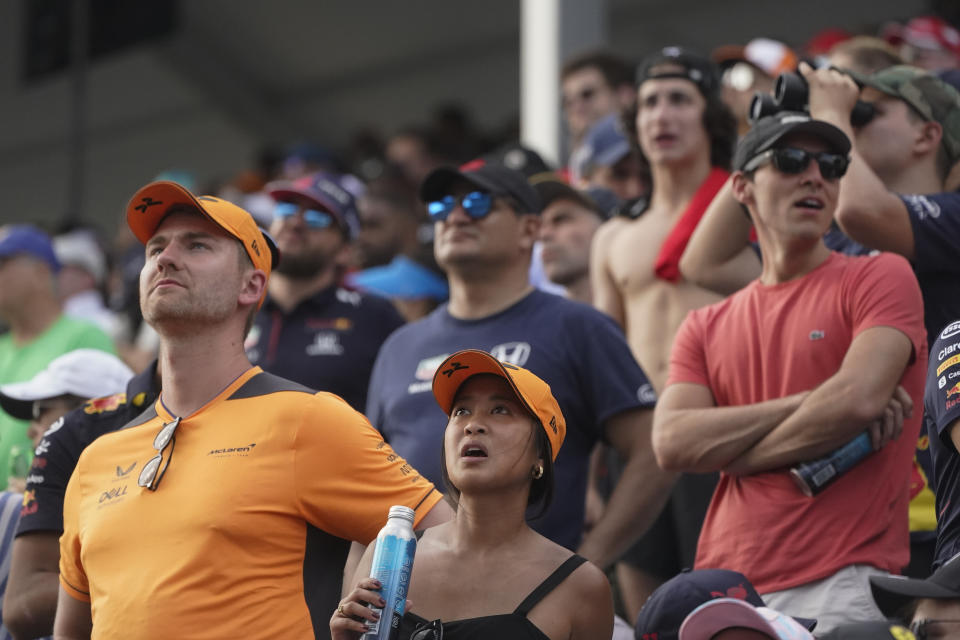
[273,201,336,229]
[427,191,494,222]
[744,147,850,180]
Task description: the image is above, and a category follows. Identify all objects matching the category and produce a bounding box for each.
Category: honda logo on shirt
[488,342,531,367]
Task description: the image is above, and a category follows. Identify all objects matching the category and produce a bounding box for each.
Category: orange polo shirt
[60,367,442,639]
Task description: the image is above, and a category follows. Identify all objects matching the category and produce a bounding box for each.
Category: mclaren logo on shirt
[208,443,257,458]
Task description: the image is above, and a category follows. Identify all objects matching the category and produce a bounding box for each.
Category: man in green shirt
[0,226,114,490]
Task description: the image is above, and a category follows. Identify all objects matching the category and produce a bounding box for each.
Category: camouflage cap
[850,65,960,165]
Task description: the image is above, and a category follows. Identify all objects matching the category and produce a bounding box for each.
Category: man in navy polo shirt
[924,321,960,570]
[802,63,960,576]
[246,171,404,412]
[366,161,674,571]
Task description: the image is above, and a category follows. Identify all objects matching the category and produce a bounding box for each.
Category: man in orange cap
[53,182,452,640]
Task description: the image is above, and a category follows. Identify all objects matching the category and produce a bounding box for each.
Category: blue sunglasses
[273,202,336,229]
[427,191,493,222]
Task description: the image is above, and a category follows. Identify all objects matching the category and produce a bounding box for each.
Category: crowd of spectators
[0,11,959,640]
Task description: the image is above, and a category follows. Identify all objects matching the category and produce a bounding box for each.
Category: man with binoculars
[685,62,960,344]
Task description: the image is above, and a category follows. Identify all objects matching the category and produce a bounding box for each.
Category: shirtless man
[590,46,738,618]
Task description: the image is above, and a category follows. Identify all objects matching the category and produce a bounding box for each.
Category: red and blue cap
[267,171,362,240]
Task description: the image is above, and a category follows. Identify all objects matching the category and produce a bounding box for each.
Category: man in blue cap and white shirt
[570,113,648,201]
[0,226,114,491]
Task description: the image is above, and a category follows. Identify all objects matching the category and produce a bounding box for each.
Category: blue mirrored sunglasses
[273,201,335,229]
[427,191,493,222]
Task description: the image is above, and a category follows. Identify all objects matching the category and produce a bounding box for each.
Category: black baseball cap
[637,46,721,97]
[482,143,554,180]
[733,111,852,171]
[531,178,617,219]
[634,568,816,640]
[420,160,542,214]
[870,551,960,618]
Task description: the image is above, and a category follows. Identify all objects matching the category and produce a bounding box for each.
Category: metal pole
[520,0,561,166]
[520,0,607,168]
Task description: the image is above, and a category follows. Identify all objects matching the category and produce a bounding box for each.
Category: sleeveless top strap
[513,555,587,616]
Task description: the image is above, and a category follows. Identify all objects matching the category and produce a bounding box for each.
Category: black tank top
[398,555,587,640]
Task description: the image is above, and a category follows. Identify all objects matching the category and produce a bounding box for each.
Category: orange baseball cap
[432,349,565,460]
[126,181,279,293]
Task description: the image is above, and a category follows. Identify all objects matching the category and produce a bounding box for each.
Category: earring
[532,463,543,480]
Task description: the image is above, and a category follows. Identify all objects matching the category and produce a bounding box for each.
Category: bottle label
[364,535,416,640]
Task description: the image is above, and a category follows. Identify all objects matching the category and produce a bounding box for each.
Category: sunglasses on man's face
[273,201,336,229]
[744,147,850,180]
[427,191,494,222]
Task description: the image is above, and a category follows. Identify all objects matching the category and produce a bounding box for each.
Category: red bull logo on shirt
[947,382,960,411]
[84,393,126,415]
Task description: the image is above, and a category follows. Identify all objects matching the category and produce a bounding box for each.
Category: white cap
[679,598,814,640]
[54,230,108,285]
[0,349,134,420]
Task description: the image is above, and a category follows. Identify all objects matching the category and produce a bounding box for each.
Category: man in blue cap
[0,226,114,491]
[570,113,648,201]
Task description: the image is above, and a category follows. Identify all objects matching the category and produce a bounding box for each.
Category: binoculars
[750,71,875,126]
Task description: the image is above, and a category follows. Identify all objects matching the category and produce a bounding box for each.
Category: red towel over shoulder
[653,167,730,282]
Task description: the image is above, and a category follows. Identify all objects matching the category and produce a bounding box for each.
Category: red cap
[902,16,960,56]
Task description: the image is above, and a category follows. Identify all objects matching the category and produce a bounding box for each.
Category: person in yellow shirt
[54,182,452,640]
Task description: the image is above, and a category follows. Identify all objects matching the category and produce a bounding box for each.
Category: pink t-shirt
[667,251,927,593]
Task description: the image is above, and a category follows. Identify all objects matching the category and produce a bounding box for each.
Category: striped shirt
[0,491,23,640]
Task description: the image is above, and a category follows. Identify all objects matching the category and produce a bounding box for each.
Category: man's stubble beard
[544,262,584,288]
[274,249,333,279]
[142,286,237,333]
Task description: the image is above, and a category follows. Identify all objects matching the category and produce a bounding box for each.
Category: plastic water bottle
[363,505,417,640]
[789,432,873,496]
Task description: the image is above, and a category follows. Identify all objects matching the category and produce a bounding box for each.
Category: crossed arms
[652,326,914,476]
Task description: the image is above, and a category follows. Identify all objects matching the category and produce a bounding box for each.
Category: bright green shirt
[0,315,115,489]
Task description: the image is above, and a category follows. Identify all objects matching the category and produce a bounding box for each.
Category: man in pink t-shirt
[652,111,927,634]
